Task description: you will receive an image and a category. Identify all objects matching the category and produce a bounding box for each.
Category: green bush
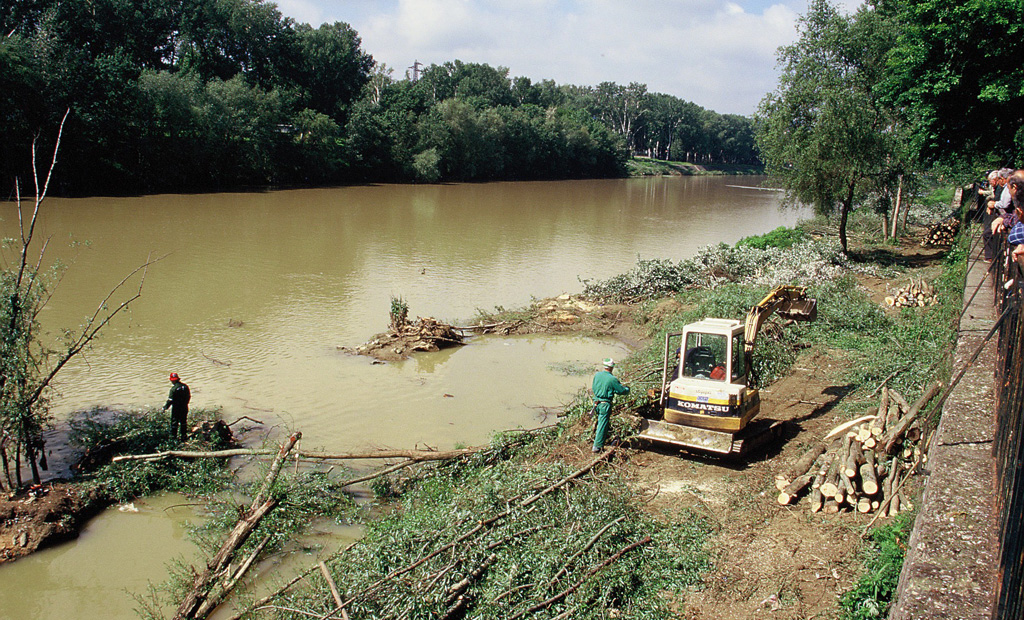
[736,226,807,250]
[69,407,232,502]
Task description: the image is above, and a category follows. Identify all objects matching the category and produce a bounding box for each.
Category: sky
[273,0,860,116]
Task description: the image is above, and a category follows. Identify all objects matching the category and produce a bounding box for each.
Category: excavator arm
[743,285,817,357]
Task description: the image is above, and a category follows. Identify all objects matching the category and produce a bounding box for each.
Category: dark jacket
[165,381,191,413]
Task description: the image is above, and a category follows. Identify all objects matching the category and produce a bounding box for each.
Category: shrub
[736,226,808,250]
[839,512,915,620]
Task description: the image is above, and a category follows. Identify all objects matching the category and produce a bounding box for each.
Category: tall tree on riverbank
[755,0,899,253]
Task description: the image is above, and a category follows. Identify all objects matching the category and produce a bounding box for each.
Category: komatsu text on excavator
[638,285,817,456]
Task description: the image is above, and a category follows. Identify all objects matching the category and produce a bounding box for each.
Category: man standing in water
[591,358,629,453]
[163,372,191,441]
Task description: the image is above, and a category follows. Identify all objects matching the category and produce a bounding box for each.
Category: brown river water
[0,175,803,618]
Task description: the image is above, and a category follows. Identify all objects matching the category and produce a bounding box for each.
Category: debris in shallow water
[355,316,465,361]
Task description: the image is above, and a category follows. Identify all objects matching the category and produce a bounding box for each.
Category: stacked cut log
[921,217,958,246]
[774,382,941,516]
[884,277,938,308]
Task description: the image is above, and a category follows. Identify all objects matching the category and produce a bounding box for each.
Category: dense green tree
[293,22,374,123]
[756,0,896,252]
[878,0,1024,170]
[0,0,746,192]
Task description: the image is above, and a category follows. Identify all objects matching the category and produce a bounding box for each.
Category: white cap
[602,358,615,368]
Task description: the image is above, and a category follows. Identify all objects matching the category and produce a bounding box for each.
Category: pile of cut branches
[229,445,712,620]
[354,316,465,362]
[774,382,940,517]
[921,218,958,246]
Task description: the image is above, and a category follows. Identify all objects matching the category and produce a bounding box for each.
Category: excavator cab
[639,285,816,455]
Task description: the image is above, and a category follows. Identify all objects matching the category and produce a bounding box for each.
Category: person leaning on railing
[992,171,1023,231]
[982,170,1003,261]
[1000,171,1024,262]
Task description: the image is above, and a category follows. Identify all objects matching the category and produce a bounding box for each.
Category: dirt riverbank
[1,229,948,620]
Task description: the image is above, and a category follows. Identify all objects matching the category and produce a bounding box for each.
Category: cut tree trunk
[777,473,814,505]
[174,432,301,620]
[776,444,826,491]
[860,451,879,496]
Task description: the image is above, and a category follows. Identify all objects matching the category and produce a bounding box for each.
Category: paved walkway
[890,240,1000,619]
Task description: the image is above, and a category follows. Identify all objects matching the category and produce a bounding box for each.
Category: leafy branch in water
[69,407,235,502]
[580,239,865,303]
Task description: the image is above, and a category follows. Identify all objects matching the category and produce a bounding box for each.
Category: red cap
[169,372,180,382]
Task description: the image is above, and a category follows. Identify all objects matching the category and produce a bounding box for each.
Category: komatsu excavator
[638,285,817,456]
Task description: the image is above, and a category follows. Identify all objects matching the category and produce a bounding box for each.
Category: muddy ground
[528,236,946,619]
[1,232,948,620]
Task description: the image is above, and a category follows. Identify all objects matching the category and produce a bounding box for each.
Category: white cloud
[288,0,821,115]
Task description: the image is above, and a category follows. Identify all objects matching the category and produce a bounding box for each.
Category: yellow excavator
[638,285,817,455]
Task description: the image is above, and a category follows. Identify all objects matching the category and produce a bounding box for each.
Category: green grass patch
[839,511,916,620]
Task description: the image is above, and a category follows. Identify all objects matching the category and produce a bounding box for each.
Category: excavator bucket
[778,298,817,322]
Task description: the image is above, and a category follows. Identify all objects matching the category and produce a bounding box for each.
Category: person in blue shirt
[591,358,629,453]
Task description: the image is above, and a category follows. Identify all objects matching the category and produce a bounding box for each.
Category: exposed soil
[0,230,950,620]
[0,482,108,563]
[545,236,948,619]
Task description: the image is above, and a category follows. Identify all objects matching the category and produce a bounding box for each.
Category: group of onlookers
[979,168,1024,263]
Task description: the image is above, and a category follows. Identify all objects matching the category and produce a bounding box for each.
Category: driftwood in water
[113,446,483,463]
[354,316,466,361]
[174,432,301,620]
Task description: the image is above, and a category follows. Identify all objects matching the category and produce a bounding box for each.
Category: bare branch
[17,109,69,290]
[26,253,165,408]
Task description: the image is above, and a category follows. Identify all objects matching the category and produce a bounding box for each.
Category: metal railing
[985,190,1024,619]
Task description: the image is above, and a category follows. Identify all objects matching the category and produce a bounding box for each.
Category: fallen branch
[227,416,264,427]
[824,415,876,441]
[883,381,942,454]
[113,446,484,463]
[225,542,359,620]
[342,446,618,607]
[174,432,301,620]
[547,516,626,586]
[508,535,651,620]
[318,561,350,620]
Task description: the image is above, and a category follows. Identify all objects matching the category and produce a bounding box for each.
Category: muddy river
[0,175,804,618]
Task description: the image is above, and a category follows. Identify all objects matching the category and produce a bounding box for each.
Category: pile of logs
[921,218,959,246]
[884,278,937,308]
[774,381,941,516]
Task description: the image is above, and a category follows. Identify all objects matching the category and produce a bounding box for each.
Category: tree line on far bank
[0,0,757,196]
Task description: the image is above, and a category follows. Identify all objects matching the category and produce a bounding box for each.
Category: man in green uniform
[591,358,629,453]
